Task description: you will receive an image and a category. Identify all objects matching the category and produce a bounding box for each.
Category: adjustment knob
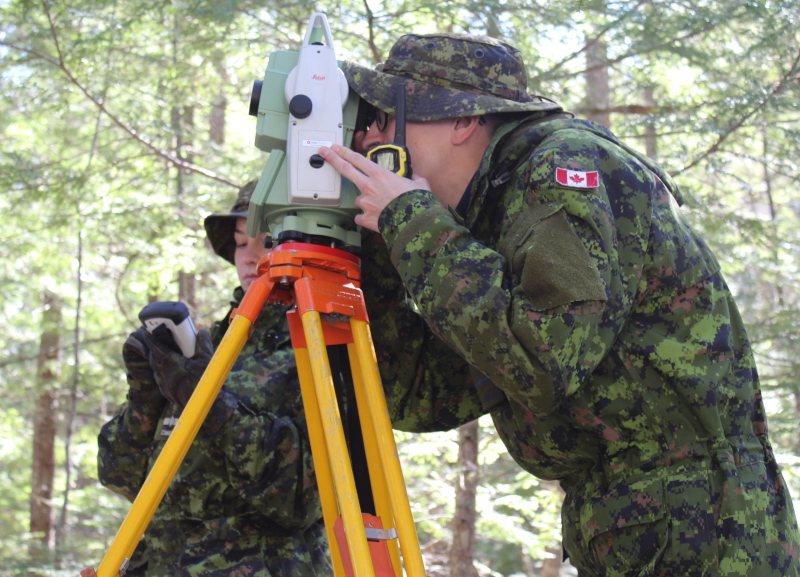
[289,95,312,119]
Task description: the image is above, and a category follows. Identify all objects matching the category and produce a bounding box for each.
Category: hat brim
[203,211,248,265]
[343,61,561,122]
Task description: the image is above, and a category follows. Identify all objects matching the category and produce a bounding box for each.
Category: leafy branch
[0,1,239,189]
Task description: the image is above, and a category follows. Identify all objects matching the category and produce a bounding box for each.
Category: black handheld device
[366,80,413,178]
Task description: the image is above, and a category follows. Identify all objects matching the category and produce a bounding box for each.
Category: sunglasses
[363,106,391,132]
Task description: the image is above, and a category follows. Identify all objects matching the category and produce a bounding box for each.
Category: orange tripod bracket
[83,242,426,577]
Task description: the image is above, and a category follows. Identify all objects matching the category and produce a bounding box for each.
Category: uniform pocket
[572,477,668,577]
[502,204,607,311]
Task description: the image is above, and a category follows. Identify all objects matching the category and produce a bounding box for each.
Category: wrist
[378,189,442,243]
[122,398,165,446]
[201,389,239,435]
[127,387,167,419]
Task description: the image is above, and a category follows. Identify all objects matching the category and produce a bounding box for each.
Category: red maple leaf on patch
[569,173,585,184]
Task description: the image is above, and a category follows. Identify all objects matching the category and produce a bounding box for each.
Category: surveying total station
[81,12,426,577]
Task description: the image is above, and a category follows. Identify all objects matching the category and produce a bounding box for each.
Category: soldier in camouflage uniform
[319,34,800,576]
[97,181,332,576]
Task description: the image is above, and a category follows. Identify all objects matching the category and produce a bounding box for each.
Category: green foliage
[0,409,31,562]
[398,417,563,575]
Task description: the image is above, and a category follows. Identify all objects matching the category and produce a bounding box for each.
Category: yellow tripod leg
[92,314,253,577]
[295,346,346,577]
[301,310,377,577]
[346,342,403,576]
[350,319,427,577]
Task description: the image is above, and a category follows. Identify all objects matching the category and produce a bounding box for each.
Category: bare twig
[362,0,381,64]
[545,0,651,78]
[0,333,130,369]
[678,46,800,175]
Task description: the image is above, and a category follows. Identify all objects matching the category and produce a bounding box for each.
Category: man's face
[356,113,454,198]
[233,217,269,291]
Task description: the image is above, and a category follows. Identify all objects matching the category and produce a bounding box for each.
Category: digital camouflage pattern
[98,288,331,577]
[121,328,169,434]
[360,113,800,576]
[342,33,561,122]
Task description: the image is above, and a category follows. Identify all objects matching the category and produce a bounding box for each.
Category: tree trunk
[794,386,800,455]
[178,270,197,314]
[210,51,229,147]
[30,291,62,557]
[585,35,611,128]
[172,103,198,313]
[210,90,226,146]
[448,420,480,577]
[644,85,657,158]
[539,545,562,577]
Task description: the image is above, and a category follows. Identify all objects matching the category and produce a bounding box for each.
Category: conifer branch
[678,46,800,174]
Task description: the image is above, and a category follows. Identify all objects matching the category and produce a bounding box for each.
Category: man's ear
[451,115,484,146]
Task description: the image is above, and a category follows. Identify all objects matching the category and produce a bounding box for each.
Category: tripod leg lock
[334,514,398,577]
[364,526,397,541]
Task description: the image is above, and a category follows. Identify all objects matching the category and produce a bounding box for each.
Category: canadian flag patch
[556,167,599,189]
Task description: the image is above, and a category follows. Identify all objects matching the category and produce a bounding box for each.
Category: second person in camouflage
[97,181,332,576]
[319,33,800,576]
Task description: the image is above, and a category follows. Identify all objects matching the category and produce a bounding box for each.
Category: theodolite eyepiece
[249,80,263,117]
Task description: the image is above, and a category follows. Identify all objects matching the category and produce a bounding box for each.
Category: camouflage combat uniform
[98,289,332,577]
[347,33,799,577]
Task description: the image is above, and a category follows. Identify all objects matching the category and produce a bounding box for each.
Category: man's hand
[122,328,167,420]
[142,328,214,407]
[123,328,160,391]
[319,144,431,232]
[141,328,237,434]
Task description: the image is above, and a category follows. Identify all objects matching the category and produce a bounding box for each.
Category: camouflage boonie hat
[203,180,257,265]
[343,33,562,122]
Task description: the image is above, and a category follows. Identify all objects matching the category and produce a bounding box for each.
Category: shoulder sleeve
[360,232,486,432]
[97,404,154,502]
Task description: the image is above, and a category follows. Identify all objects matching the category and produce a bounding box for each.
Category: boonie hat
[343,33,562,121]
[204,180,257,265]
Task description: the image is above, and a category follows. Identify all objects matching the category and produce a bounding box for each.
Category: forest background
[1,0,799,576]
